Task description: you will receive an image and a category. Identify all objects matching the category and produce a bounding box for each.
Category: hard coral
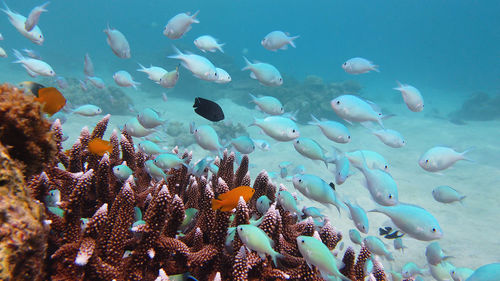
[0,83,57,177]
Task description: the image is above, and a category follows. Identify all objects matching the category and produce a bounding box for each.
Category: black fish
[329,182,336,191]
[378,227,404,239]
[385,231,404,239]
[379,226,392,236]
[193,97,224,122]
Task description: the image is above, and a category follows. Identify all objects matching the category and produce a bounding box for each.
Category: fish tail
[393,80,404,91]
[137,63,146,71]
[168,45,183,59]
[217,43,225,53]
[1,1,11,14]
[241,56,252,71]
[288,35,299,48]
[372,65,380,72]
[459,195,466,204]
[12,49,24,63]
[308,114,320,125]
[248,117,258,128]
[271,251,283,267]
[248,93,257,103]
[191,10,200,23]
[211,198,222,210]
[461,147,475,162]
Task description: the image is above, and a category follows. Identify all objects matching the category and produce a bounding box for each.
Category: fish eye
[39,35,42,38]
[298,179,302,183]
[301,239,305,244]
[343,62,347,65]
[348,136,351,139]
[117,167,120,171]
[432,228,436,232]
[296,140,299,143]
[384,165,388,169]
[388,194,393,199]
[425,159,429,163]
[336,101,340,105]
[292,129,296,133]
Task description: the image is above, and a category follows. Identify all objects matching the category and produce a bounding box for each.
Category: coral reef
[20,114,388,281]
[449,92,500,123]
[40,77,134,115]
[0,83,57,177]
[164,121,195,148]
[212,121,248,142]
[0,144,48,281]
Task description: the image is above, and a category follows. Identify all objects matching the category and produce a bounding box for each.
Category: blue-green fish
[72,104,102,116]
[134,206,142,221]
[277,190,302,217]
[249,93,284,115]
[346,150,390,171]
[302,206,324,219]
[353,152,398,206]
[331,94,385,128]
[113,162,133,181]
[124,117,156,137]
[192,157,213,177]
[250,116,299,142]
[48,206,64,217]
[279,161,292,178]
[137,108,166,129]
[432,185,466,204]
[372,129,406,148]
[144,160,169,181]
[180,208,198,231]
[236,224,283,266]
[330,151,351,185]
[418,146,473,173]
[242,57,283,87]
[363,236,394,261]
[296,235,350,281]
[292,174,345,214]
[293,137,329,167]
[345,199,369,234]
[253,139,271,151]
[393,237,406,252]
[190,123,222,154]
[44,189,61,207]
[402,262,427,278]
[154,153,188,170]
[137,140,166,155]
[430,261,454,281]
[465,263,500,281]
[450,267,474,281]
[426,241,453,266]
[256,195,271,214]
[349,228,363,245]
[230,135,255,154]
[370,202,443,241]
[309,114,351,143]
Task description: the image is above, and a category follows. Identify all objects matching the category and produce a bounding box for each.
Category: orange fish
[88,138,112,156]
[34,87,66,116]
[211,185,255,212]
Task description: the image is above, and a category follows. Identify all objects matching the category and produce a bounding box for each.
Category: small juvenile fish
[104,24,131,59]
[402,262,427,278]
[72,104,102,116]
[370,202,443,241]
[372,129,406,148]
[19,81,45,96]
[154,153,187,170]
[230,136,255,154]
[250,116,299,142]
[349,229,363,245]
[309,114,350,143]
[113,70,140,89]
[297,235,350,281]
[261,30,299,51]
[25,2,49,32]
[137,140,166,155]
[331,95,385,128]
[330,151,351,185]
[163,11,199,40]
[242,57,283,86]
[256,195,271,214]
[432,185,466,204]
[249,93,284,115]
[393,237,406,252]
[137,108,165,128]
[194,35,224,53]
[144,159,169,181]
[212,186,255,211]
[124,117,155,137]
[136,63,167,83]
[237,224,282,266]
[22,48,41,59]
[44,189,61,207]
[13,49,54,76]
[168,46,217,81]
[279,161,292,178]
[378,226,403,239]
[214,67,231,84]
[113,162,133,181]
[426,242,453,266]
[419,146,473,172]
[159,65,179,88]
[345,200,369,234]
[84,53,94,76]
[342,57,379,74]
[34,87,66,116]
[0,47,6,57]
[86,76,105,89]
[88,138,112,156]
[193,97,224,122]
[190,123,222,154]
[394,81,424,112]
[2,3,44,45]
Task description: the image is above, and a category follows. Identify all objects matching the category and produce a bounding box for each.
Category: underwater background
[1,0,500,280]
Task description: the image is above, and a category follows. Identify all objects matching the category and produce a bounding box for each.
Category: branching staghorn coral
[22,114,390,280]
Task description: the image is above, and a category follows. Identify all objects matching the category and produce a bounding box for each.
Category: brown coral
[0,83,57,177]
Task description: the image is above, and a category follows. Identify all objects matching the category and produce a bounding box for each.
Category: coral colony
[1,82,389,280]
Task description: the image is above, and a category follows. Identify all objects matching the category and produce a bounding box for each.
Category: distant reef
[449,92,500,123]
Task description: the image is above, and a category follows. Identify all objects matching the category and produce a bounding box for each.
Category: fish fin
[241,56,252,71]
[189,122,195,134]
[191,10,200,23]
[217,43,225,53]
[288,35,299,48]
[211,198,222,210]
[461,147,475,162]
[308,114,320,125]
[279,45,288,50]
[136,63,146,72]
[248,93,257,103]
[168,45,183,59]
[249,72,257,80]
[371,65,380,72]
